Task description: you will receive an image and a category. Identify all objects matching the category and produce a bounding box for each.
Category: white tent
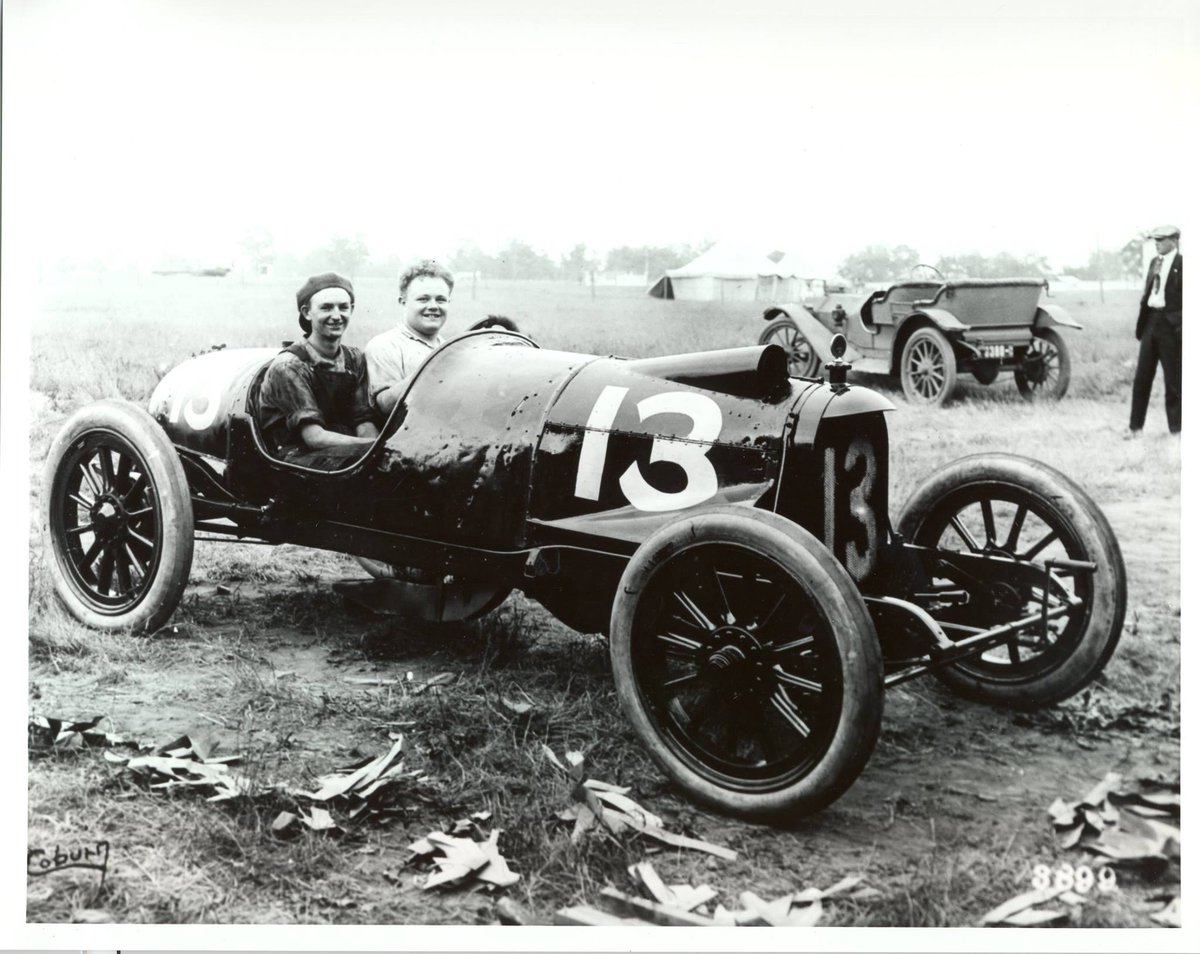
[648,243,788,301]
[771,252,827,300]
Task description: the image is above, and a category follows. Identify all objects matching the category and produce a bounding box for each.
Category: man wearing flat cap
[1128,225,1183,436]
[257,272,379,467]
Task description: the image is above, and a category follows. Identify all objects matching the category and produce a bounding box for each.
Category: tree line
[242,228,1150,284]
[836,237,1148,285]
[242,230,715,283]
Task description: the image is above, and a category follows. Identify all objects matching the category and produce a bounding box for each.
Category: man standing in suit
[1128,224,1183,435]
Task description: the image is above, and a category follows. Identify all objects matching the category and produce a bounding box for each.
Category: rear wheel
[900,327,957,406]
[610,508,882,820]
[759,318,820,377]
[898,454,1125,708]
[1015,328,1071,400]
[43,400,193,633]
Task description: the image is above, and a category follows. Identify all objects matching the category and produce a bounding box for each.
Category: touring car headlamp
[827,334,850,388]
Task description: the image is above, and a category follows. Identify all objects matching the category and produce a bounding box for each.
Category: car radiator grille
[778,413,889,586]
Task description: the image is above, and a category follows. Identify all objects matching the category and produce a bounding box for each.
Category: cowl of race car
[41,329,1126,821]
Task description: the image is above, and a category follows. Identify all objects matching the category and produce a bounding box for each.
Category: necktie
[1151,258,1162,296]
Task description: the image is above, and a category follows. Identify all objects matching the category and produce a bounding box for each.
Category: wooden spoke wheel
[43,401,193,632]
[898,454,1125,708]
[759,318,821,378]
[610,508,882,820]
[900,327,957,406]
[1014,328,1072,400]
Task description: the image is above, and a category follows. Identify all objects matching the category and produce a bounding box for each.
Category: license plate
[979,344,1013,359]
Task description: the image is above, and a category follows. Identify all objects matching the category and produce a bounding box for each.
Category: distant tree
[241,226,275,271]
[1065,239,1147,281]
[318,234,369,277]
[560,242,592,282]
[1063,248,1125,281]
[449,240,495,276]
[936,251,1051,279]
[839,244,921,284]
[1121,234,1148,279]
[493,239,558,280]
[358,253,407,279]
[606,244,700,278]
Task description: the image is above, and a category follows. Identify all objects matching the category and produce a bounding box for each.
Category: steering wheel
[909,263,946,283]
[468,315,520,333]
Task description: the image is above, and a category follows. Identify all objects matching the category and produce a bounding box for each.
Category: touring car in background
[42,329,1125,819]
[760,266,1079,406]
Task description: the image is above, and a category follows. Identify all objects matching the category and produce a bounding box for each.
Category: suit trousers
[1129,310,1182,433]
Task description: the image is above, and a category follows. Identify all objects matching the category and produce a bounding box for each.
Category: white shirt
[1147,249,1177,308]
[364,325,444,404]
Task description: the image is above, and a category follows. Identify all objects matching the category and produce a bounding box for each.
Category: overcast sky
[4,0,1196,273]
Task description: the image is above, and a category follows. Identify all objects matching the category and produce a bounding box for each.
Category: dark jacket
[1136,253,1183,340]
[257,342,374,456]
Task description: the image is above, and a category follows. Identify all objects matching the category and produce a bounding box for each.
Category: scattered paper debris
[559,870,877,928]
[1149,896,1181,928]
[345,675,403,686]
[293,734,424,826]
[1047,771,1180,869]
[495,896,533,925]
[102,725,422,834]
[410,672,458,695]
[980,886,1071,927]
[405,819,521,892]
[29,715,138,752]
[500,696,535,716]
[545,745,736,860]
[70,908,115,923]
[597,886,717,926]
[106,731,256,803]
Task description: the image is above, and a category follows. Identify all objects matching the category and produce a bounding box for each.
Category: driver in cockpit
[257,272,379,468]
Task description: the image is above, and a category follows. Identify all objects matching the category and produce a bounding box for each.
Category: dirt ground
[27,490,1180,927]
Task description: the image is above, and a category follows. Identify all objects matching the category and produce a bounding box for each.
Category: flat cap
[296,272,355,311]
[1149,224,1181,240]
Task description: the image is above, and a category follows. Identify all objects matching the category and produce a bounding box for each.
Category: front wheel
[1014,328,1071,400]
[610,508,882,820]
[759,318,820,377]
[900,327,957,406]
[43,400,194,633]
[898,454,1125,708]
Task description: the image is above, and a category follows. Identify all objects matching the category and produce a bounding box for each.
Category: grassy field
[26,274,1180,929]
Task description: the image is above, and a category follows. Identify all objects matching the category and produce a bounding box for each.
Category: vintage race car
[760,269,1079,406]
[42,330,1125,819]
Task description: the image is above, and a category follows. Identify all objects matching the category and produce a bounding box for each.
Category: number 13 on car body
[574,385,724,512]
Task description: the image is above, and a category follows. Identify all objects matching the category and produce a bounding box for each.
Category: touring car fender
[764,306,864,364]
[905,307,970,334]
[1034,304,1082,330]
